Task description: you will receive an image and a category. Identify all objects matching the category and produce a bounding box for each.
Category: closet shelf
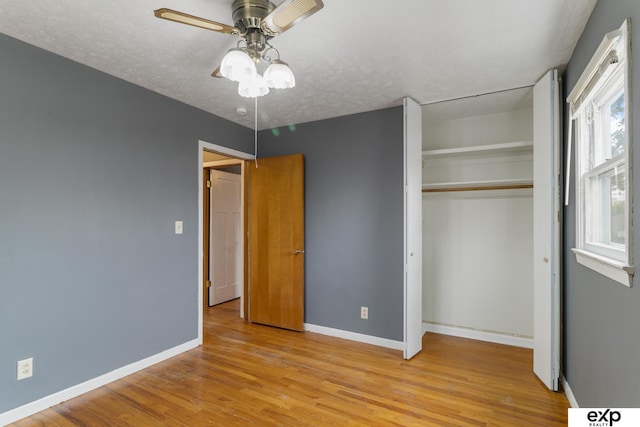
[422,179,533,193]
[422,141,533,158]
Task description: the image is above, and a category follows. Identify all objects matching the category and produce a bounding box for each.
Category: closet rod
[422,184,533,193]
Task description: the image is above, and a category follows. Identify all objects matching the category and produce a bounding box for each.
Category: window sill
[572,248,634,287]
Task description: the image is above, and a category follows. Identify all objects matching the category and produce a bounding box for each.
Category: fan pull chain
[254,96,259,168]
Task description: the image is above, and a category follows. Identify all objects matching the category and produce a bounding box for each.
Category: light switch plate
[175,221,183,235]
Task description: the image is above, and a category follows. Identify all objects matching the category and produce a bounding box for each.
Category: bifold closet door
[533,69,561,391]
[404,97,423,360]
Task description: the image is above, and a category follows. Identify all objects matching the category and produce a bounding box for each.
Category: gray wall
[563,0,640,407]
[257,108,405,341]
[0,33,252,413]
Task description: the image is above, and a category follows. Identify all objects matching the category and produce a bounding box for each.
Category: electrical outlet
[17,357,33,380]
[175,220,183,235]
[360,306,368,320]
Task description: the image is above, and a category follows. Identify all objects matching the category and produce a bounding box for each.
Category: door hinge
[206,280,212,288]
[206,180,212,188]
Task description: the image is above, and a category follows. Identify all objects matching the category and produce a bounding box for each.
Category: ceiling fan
[154,0,324,98]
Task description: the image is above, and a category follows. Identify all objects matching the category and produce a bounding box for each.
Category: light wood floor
[12,299,569,426]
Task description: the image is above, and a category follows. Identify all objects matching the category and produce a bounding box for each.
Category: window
[567,19,633,287]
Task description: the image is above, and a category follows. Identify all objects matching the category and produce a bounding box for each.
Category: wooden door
[209,169,242,306]
[533,69,561,391]
[247,154,305,331]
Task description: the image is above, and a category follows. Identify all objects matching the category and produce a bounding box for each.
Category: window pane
[609,92,625,157]
[609,168,625,245]
[589,167,625,247]
[592,89,624,168]
[587,104,596,169]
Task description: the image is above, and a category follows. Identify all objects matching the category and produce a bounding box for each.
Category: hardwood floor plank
[9,299,569,426]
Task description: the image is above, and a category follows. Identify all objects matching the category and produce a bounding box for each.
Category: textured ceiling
[0,0,596,130]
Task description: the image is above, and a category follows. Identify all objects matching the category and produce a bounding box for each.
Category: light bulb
[264,60,296,89]
[238,74,270,98]
[220,49,256,82]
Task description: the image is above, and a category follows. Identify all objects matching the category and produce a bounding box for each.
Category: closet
[422,88,535,347]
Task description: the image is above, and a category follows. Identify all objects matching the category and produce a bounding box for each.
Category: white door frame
[198,140,254,344]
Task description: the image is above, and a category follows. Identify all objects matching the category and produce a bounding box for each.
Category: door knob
[292,249,304,255]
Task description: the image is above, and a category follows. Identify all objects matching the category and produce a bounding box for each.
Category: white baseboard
[0,339,199,426]
[304,323,403,351]
[423,322,533,349]
[562,375,579,408]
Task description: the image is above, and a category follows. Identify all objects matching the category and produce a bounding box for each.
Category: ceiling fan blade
[154,8,238,35]
[211,66,223,78]
[261,0,324,36]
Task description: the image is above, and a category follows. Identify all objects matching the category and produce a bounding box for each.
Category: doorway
[204,159,243,307]
[198,140,254,344]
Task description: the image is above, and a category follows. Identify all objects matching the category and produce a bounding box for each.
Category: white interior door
[404,97,423,359]
[533,69,561,390]
[209,169,242,306]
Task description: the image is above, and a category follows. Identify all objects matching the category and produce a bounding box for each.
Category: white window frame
[567,19,633,287]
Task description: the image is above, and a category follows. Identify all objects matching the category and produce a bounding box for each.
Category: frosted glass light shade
[220,49,256,82]
[238,74,270,98]
[264,60,296,89]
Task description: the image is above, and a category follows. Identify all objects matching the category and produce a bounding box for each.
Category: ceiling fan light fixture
[153,0,325,97]
[220,48,256,82]
[264,60,296,89]
[238,74,270,98]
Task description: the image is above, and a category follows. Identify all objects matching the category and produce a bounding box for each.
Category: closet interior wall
[422,89,535,345]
